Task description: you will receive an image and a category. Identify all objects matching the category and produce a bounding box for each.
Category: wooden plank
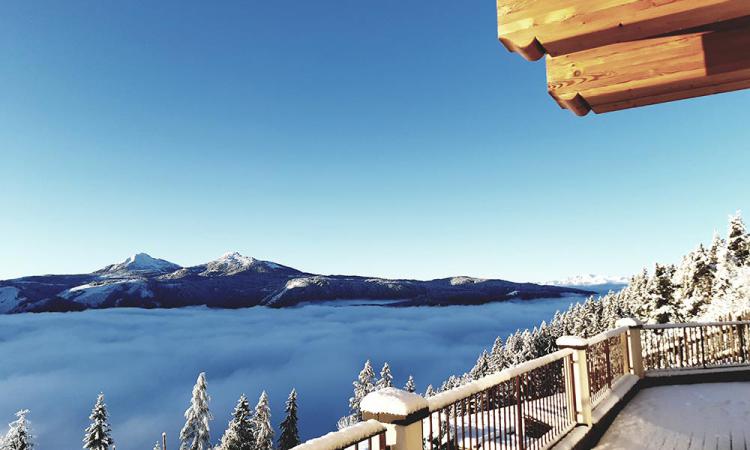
[546,22,750,115]
[497,0,750,60]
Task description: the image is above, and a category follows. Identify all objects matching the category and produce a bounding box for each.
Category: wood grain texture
[497,0,750,60]
[546,22,750,115]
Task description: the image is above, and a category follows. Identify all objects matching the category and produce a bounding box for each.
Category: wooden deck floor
[594,382,750,450]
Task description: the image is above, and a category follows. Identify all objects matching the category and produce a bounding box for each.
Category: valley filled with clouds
[0,298,580,449]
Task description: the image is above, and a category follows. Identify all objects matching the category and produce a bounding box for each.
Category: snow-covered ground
[0,297,584,450]
[595,382,750,449]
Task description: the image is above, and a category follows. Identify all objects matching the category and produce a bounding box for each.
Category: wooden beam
[498,0,750,60]
[546,22,750,115]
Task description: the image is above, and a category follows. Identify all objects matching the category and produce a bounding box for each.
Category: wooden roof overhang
[497,0,750,115]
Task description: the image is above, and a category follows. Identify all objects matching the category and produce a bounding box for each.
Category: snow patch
[0,287,21,313]
[60,280,153,306]
[360,387,428,416]
[293,420,385,450]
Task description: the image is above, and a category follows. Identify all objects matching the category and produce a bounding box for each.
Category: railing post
[556,336,592,426]
[616,318,644,378]
[361,388,429,450]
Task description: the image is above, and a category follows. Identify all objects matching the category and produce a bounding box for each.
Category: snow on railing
[641,321,750,371]
[291,420,386,450]
[423,349,576,450]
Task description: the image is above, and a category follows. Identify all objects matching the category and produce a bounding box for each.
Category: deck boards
[594,383,750,450]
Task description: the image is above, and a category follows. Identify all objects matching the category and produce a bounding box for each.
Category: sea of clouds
[0,297,582,449]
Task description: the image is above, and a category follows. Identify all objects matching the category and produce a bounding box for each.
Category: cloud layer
[0,298,580,449]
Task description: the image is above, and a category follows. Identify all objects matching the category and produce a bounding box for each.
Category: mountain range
[0,252,594,314]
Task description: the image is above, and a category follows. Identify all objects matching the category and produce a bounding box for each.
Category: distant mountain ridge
[0,252,594,314]
[544,274,629,295]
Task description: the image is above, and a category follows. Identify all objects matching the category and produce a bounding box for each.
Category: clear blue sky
[1,1,749,282]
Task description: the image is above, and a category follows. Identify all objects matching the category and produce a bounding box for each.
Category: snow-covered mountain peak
[545,274,629,287]
[97,253,182,275]
[200,252,282,276]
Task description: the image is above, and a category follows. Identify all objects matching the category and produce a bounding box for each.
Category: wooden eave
[547,20,750,115]
[498,0,750,61]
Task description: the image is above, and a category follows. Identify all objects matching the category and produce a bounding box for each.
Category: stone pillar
[556,336,592,426]
[361,388,429,450]
[616,318,645,378]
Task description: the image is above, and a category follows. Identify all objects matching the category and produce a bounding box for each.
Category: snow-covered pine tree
[470,350,491,380]
[2,410,33,450]
[83,393,113,450]
[218,394,253,450]
[489,336,505,372]
[180,372,212,450]
[153,442,162,450]
[278,389,300,450]
[347,360,376,422]
[424,385,435,398]
[727,212,750,267]
[376,362,393,390]
[404,376,416,393]
[252,391,273,450]
[647,264,680,323]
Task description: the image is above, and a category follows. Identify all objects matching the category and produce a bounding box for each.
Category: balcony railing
[424,349,576,450]
[641,321,750,372]
[292,316,750,450]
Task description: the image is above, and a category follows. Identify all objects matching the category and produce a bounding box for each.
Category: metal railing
[423,350,577,450]
[586,328,627,407]
[641,321,750,371]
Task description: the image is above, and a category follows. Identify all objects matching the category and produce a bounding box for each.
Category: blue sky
[1,0,749,282]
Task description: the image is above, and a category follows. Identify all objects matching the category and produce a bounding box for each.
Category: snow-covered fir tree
[83,393,113,450]
[278,389,300,450]
[252,391,273,450]
[343,360,376,426]
[727,212,750,266]
[2,410,33,450]
[218,394,254,450]
[153,442,162,450]
[489,336,505,372]
[376,362,393,390]
[180,372,212,450]
[469,350,491,380]
[404,376,416,393]
[648,263,680,323]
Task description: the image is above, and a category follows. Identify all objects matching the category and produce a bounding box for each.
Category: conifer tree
[470,350,491,380]
[180,372,212,450]
[727,212,749,266]
[252,391,273,450]
[648,264,680,323]
[489,336,505,372]
[376,363,393,390]
[153,442,162,450]
[83,394,113,450]
[347,360,376,422]
[278,389,300,450]
[219,394,254,450]
[404,376,416,393]
[2,410,33,450]
[424,385,435,398]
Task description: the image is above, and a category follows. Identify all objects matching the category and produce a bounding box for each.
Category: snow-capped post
[556,336,592,426]
[615,318,645,378]
[360,387,429,450]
